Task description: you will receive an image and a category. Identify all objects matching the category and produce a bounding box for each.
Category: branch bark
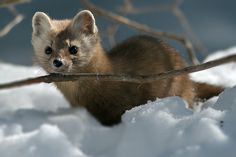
[1,54,236,90]
[80,0,199,65]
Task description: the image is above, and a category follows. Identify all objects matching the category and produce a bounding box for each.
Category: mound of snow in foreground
[1,47,236,157]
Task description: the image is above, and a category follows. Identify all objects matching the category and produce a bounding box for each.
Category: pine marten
[32,10,224,126]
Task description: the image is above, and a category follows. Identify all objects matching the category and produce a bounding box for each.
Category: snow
[0,47,236,157]
[191,46,236,87]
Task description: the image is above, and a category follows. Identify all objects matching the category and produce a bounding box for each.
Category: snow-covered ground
[1,47,236,157]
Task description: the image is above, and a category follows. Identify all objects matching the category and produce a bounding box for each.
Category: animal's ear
[32,12,52,36]
[71,10,98,34]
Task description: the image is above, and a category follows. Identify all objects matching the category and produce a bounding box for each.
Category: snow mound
[0,124,84,157]
[0,63,68,113]
[1,47,236,157]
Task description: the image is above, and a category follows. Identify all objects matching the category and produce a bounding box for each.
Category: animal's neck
[81,43,112,74]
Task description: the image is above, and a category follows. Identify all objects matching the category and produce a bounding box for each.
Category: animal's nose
[53,59,63,68]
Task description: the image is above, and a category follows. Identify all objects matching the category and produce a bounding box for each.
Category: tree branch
[0,6,24,37]
[1,54,236,90]
[171,0,208,54]
[80,0,199,65]
[117,0,208,56]
[0,13,24,37]
[0,0,30,7]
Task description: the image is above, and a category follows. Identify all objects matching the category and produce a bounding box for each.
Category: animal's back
[109,35,185,74]
[108,35,195,105]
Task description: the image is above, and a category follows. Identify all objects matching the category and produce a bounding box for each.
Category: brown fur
[194,82,224,100]
[32,10,224,126]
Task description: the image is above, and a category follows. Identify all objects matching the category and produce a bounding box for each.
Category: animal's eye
[69,45,78,55]
[45,46,53,55]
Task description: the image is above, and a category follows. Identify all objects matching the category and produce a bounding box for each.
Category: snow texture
[0,47,236,157]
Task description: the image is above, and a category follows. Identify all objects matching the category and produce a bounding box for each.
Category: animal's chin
[47,64,76,74]
[45,64,84,74]
[51,70,74,75]
[47,67,73,74]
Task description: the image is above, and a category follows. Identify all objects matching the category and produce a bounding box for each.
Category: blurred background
[0,0,235,65]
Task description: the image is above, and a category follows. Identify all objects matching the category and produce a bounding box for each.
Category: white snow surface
[1,47,236,157]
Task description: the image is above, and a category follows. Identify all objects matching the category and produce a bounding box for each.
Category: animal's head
[32,10,99,73]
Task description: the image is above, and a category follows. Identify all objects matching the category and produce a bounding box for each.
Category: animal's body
[32,10,223,125]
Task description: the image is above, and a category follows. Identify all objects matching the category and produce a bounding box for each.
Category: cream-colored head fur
[71,10,98,34]
[32,12,52,36]
[32,10,98,37]
[32,10,100,74]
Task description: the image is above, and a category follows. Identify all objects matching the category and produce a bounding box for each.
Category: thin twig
[80,0,199,65]
[81,0,183,42]
[105,1,130,47]
[117,0,207,56]
[0,6,24,37]
[106,24,120,47]
[171,0,208,54]
[1,54,236,90]
[0,14,24,37]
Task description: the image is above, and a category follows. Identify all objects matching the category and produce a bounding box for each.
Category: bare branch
[0,14,24,37]
[0,0,30,7]
[1,54,236,90]
[105,1,130,47]
[80,0,199,65]
[81,0,183,42]
[117,0,207,56]
[117,0,208,59]
[171,0,208,55]
[106,24,120,47]
[0,6,24,37]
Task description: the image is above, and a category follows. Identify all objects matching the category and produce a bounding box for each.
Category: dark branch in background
[101,1,129,47]
[0,0,30,7]
[1,54,236,90]
[0,6,24,37]
[81,0,199,65]
[116,0,208,55]
[0,0,29,37]
[171,0,208,54]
